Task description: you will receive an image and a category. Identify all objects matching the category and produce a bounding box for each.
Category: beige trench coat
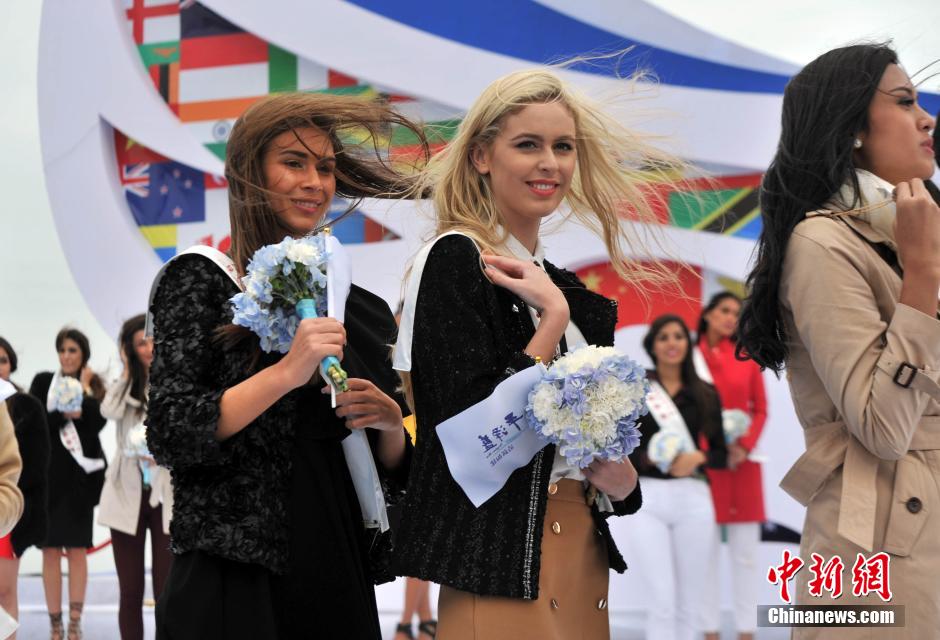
[97,382,172,536]
[0,402,23,537]
[780,212,940,638]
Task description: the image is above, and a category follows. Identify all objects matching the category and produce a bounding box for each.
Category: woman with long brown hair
[98,314,172,640]
[146,92,424,639]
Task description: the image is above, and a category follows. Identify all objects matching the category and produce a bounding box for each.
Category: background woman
[98,314,172,640]
[737,43,940,637]
[147,92,420,639]
[695,292,767,640]
[29,328,106,640]
[392,68,688,640]
[628,314,726,640]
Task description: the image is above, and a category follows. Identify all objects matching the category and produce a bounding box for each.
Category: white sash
[146,241,389,532]
[0,380,15,403]
[393,231,481,372]
[692,345,714,384]
[45,370,106,474]
[646,381,697,451]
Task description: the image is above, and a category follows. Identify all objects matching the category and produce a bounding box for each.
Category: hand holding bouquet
[647,430,693,474]
[524,345,648,468]
[124,422,153,485]
[230,234,348,391]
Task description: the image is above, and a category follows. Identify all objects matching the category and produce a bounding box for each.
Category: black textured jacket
[6,392,50,556]
[147,254,411,575]
[394,235,642,599]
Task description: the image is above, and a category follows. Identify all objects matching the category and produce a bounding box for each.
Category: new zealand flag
[123,160,206,226]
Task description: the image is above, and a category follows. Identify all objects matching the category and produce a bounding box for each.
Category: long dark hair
[226,92,430,276]
[55,327,105,401]
[643,315,720,439]
[696,291,741,344]
[737,44,898,373]
[219,92,430,362]
[118,314,148,413]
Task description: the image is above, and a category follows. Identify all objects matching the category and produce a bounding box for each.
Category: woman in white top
[99,314,172,640]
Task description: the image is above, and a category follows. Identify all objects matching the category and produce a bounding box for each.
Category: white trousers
[626,477,717,640]
[701,521,761,633]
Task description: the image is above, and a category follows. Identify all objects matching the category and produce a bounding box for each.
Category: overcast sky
[1,0,938,388]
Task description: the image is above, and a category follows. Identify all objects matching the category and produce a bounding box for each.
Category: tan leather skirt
[437,479,610,640]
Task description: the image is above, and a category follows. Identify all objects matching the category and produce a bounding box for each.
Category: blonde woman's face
[472,102,577,228]
[262,127,337,237]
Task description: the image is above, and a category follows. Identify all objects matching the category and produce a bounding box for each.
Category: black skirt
[155,550,278,640]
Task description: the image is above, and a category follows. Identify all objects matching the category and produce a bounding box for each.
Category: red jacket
[699,338,767,523]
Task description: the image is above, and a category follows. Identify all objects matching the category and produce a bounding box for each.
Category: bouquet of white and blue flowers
[647,430,693,474]
[124,422,153,485]
[51,376,84,413]
[524,345,648,468]
[722,408,752,444]
[229,234,348,391]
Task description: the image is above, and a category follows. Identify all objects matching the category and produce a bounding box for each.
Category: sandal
[394,622,415,639]
[49,612,64,640]
[418,619,437,639]
[67,602,82,640]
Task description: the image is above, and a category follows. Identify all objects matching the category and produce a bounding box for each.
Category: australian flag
[123,160,206,226]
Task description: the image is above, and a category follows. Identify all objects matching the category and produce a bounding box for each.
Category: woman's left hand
[326,378,403,432]
[727,442,748,469]
[583,458,638,502]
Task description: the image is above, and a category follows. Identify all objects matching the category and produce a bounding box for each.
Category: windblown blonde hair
[411,67,684,282]
[398,68,690,407]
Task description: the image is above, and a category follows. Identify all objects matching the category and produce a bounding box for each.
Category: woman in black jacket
[29,327,106,640]
[393,68,684,639]
[147,92,424,640]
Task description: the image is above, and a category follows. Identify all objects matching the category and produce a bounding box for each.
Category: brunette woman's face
[471,102,577,229]
[131,330,153,370]
[0,347,10,381]
[704,298,741,340]
[653,322,688,367]
[262,127,337,236]
[856,64,936,185]
[58,338,83,376]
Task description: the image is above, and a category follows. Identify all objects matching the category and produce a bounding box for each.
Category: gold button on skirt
[437,479,610,639]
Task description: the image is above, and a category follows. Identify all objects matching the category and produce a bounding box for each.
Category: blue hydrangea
[524,345,649,468]
[230,234,330,354]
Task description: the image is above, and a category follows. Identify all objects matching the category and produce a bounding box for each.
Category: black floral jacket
[147,254,409,575]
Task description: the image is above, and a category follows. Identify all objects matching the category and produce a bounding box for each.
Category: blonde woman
[393,68,683,639]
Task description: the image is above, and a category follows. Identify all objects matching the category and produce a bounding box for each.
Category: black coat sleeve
[146,255,235,471]
[703,385,728,469]
[411,235,536,427]
[9,394,50,494]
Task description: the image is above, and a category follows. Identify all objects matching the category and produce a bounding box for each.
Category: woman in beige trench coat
[738,44,940,638]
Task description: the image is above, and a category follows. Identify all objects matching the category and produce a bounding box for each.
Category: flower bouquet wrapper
[296,298,348,392]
